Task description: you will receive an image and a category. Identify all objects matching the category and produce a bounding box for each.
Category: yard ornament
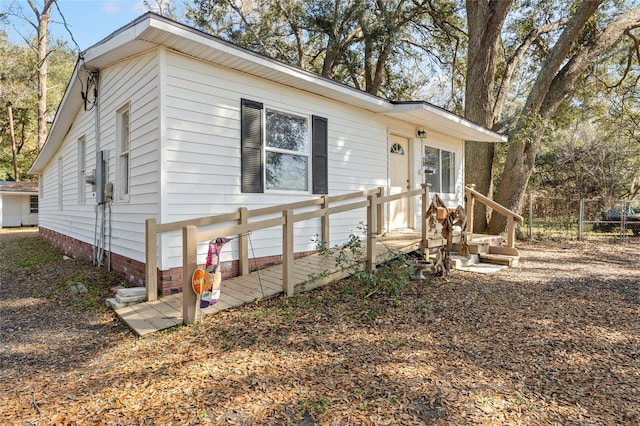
[193,237,233,308]
[425,194,468,276]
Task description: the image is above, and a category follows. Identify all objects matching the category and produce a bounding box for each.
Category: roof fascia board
[388,102,507,143]
[139,17,392,113]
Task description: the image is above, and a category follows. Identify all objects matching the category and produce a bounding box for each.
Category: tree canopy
[1,0,639,217]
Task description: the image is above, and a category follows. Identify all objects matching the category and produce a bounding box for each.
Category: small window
[265,108,309,191]
[78,136,86,204]
[423,146,455,193]
[390,143,404,155]
[117,106,130,200]
[30,195,38,213]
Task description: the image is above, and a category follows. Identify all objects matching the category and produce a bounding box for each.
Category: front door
[389,135,410,229]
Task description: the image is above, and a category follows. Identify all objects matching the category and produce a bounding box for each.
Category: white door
[3,195,23,227]
[389,135,410,229]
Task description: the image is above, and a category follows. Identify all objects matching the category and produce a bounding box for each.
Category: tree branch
[493,18,569,125]
[541,6,640,117]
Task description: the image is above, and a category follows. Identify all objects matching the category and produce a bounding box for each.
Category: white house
[0,181,38,229]
[29,13,505,296]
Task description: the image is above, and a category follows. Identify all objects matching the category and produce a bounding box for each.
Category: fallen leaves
[1,233,639,424]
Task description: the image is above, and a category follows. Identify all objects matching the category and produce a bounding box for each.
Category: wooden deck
[115,232,425,336]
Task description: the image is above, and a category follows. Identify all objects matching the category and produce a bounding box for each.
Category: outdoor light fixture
[417,129,427,138]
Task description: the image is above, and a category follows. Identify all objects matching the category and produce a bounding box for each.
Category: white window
[57,157,63,210]
[265,108,310,191]
[78,136,86,204]
[30,195,38,213]
[117,106,130,200]
[423,146,456,193]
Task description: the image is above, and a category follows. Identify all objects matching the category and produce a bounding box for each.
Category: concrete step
[479,253,519,267]
[450,253,480,269]
[116,287,146,297]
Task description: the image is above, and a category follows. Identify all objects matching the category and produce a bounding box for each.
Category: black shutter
[241,99,263,193]
[312,115,328,194]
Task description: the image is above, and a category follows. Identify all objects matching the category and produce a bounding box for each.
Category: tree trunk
[464,0,512,232]
[489,3,640,234]
[488,121,545,234]
[28,0,54,152]
[6,102,19,181]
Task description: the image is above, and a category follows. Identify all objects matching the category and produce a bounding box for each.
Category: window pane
[266,152,308,191]
[121,153,129,195]
[30,195,39,213]
[442,151,455,193]
[423,146,440,193]
[121,110,130,152]
[266,110,309,153]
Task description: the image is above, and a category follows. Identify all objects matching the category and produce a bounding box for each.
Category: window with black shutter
[241,99,328,194]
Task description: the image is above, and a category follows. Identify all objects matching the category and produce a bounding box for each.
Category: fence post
[145,219,158,302]
[182,225,198,325]
[622,200,629,239]
[367,194,377,272]
[507,216,515,249]
[282,209,294,296]
[466,184,475,236]
[376,186,385,235]
[321,195,330,250]
[529,193,534,241]
[238,207,249,275]
[578,199,584,241]
[421,183,431,251]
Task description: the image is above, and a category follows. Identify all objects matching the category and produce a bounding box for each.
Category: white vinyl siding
[57,157,63,210]
[161,51,389,269]
[37,45,467,274]
[78,136,86,204]
[36,50,160,263]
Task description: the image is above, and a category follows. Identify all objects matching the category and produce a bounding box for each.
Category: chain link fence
[524,194,640,241]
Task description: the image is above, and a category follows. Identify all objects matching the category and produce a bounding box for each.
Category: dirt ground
[1,229,639,425]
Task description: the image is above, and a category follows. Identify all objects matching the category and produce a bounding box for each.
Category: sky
[3,0,150,51]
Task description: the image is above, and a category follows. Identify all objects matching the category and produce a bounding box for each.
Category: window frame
[423,145,456,194]
[29,195,38,214]
[116,104,131,201]
[241,98,328,195]
[264,107,311,192]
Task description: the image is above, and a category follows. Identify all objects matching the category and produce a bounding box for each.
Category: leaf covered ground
[1,229,639,425]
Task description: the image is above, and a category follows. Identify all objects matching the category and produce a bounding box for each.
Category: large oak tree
[464,0,640,233]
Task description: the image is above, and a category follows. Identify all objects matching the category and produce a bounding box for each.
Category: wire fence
[523,194,640,242]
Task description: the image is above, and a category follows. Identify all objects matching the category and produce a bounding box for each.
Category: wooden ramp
[115,234,423,336]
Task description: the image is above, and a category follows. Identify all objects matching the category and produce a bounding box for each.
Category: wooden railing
[464,184,523,255]
[145,184,433,317]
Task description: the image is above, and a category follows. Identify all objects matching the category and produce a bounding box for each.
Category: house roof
[0,181,38,194]
[29,12,506,174]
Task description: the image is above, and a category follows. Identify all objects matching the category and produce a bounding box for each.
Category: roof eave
[387,102,507,143]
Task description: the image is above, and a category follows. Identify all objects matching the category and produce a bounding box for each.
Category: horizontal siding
[101,51,160,260]
[38,50,160,263]
[41,46,465,272]
[159,51,391,270]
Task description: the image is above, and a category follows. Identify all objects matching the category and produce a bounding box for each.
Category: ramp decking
[115,233,423,336]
